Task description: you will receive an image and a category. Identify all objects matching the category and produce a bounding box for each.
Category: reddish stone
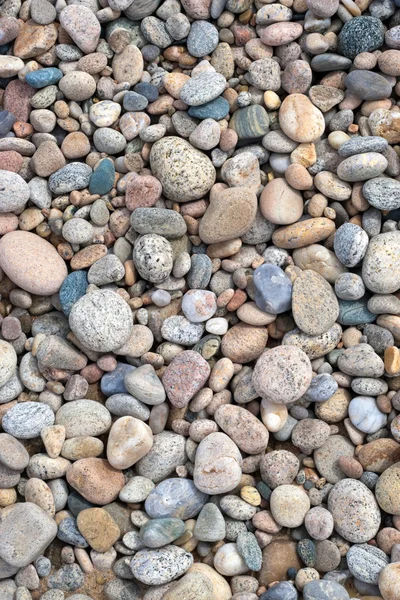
[4,80,35,122]
[0,151,23,172]
[162,350,211,408]
[13,122,34,138]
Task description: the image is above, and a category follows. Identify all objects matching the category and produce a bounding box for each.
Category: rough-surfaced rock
[253,346,312,404]
[150,137,216,202]
[292,270,339,336]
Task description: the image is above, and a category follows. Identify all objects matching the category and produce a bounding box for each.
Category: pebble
[328,479,381,543]
[334,223,369,268]
[253,346,312,404]
[292,270,339,336]
[69,290,133,352]
[131,545,193,585]
[270,485,310,528]
[145,478,207,519]
[150,137,215,203]
[347,543,389,584]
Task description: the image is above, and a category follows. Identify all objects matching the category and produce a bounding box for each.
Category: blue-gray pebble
[25,67,63,89]
[59,271,88,317]
[254,264,292,314]
[139,518,185,548]
[260,581,298,600]
[145,478,208,520]
[187,20,219,57]
[188,97,230,120]
[338,16,385,59]
[57,517,88,548]
[303,373,338,402]
[303,580,350,600]
[363,177,400,210]
[346,543,389,584]
[338,136,388,158]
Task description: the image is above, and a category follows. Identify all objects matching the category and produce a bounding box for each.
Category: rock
[107,416,153,470]
[347,543,389,584]
[0,231,67,295]
[194,432,242,495]
[182,290,217,322]
[345,70,392,101]
[136,431,186,483]
[162,572,213,600]
[376,463,400,514]
[357,438,400,473]
[131,545,193,585]
[279,94,325,143]
[334,223,369,267]
[348,396,387,434]
[303,580,350,600]
[77,508,120,553]
[124,365,165,406]
[145,478,208,519]
[199,187,257,244]
[363,177,400,210]
[314,435,355,484]
[270,485,310,527]
[214,404,269,454]
[162,350,210,408]
[69,290,133,353]
[253,264,292,314]
[260,178,303,225]
[150,137,216,202]
[0,341,17,388]
[187,20,219,57]
[292,270,339,336]
[253,346,312,404]
[161,316,204,346]
[379,563,400,600]
[214,543,248,576]
[0,171,30,213]
[259,539,302,586]
[66,458,124,505]
[180,72,226,106]
[328,479,381,542]
[221,323,268,363]
[229,105,270,140]
[194,503,226,542]
[338,16,385,59]
[272,218,336,249]
[0,502,57,567]
[3,401,54,439]
[59,5,100,53]
[140,518,185,548]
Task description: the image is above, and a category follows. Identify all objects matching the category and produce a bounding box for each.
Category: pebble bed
[3,0,400,599]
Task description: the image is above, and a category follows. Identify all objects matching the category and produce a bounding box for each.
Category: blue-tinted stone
[346,543,389,585]
[303,373,338,403]
[0,44,10,55]
[139,518,185,548]
[67,491,94,517]
[236,531,262,571]
[337,297,376,326]
[145,479,208,520]
[303,580,350,600]
[187,20,219,57]
[0,109,15,135]
[297,538,316,568]
[123,91,148,111]
[187,254,213,289]
[261,581,298,600]
[57,517,88,548]
[101,362,135,397]
[254,263,292,314]
[48,564,85,592]
[134,82,159,102]
[345,70,392,101]
[256,481,272,501]
[89,158,115,195]
[25,68,63,89]
[188,96,230,120]
[59,270,88,317]
[360,471,379,489]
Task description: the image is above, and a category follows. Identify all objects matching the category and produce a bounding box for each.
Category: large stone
[150,137,216,202]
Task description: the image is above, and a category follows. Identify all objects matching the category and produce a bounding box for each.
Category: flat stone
[347,544,389,584]
[131,545,193,585]
[2,401,54,439]
[66,458,125,506]
[146,477,208,520]
[77,508,120,553]
[162,350,210,408]
[328,479,381,543]
[0,231,67,295]
[0,502,57,567]
[292,270,339,336]
[136,431,186,483]
[229,105,270,140]
[345,70,392,101]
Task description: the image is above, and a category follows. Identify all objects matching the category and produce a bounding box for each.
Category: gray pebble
[346,543,389,584]
[333,223,369,268]
[133,234,173,284]
[335,273,365,301]
[2,402,54,439]
[48,163,92,194]
[338,136,388,157]
[180,72,226,106]
[363,176,400,210]
[131,208,187,239]
[187,20,219,57]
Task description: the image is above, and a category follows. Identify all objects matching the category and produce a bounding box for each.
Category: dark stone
[345,70,392,101]
[133,82,159,102]
[338,16,385,59]
[188,96,230,120]
[89,158,115,195]
[59,270,88,317]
